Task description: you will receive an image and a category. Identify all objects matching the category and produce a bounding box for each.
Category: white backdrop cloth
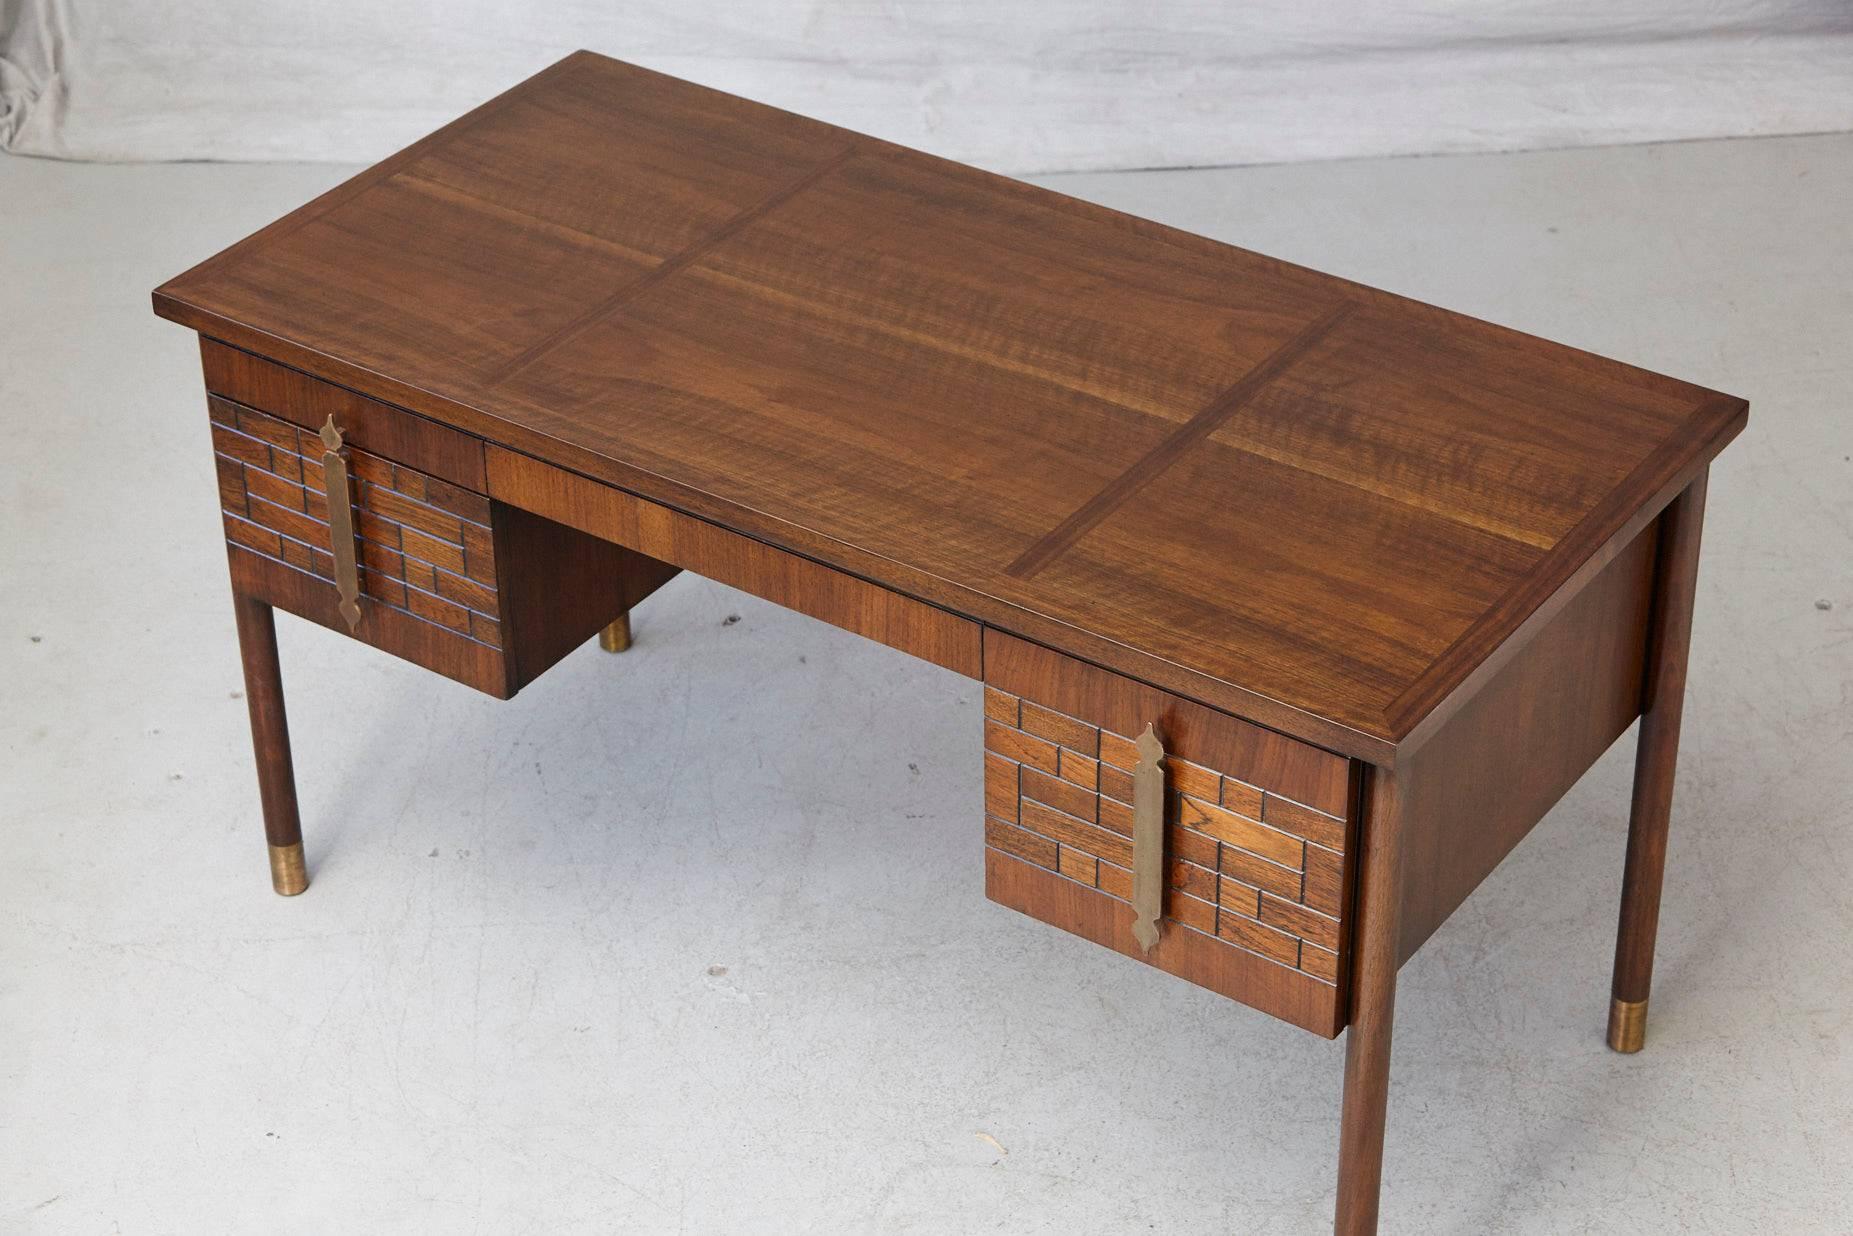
[3,1,1851,172]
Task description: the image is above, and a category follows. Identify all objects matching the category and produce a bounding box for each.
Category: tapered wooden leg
[1335,764,1408,1236]
[598,612,632,653]
[1609,470,1709,1052]
[232,592,307,895]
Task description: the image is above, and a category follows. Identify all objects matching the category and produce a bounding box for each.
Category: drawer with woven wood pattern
[205,371,676,698]
[982,630,1359,1036]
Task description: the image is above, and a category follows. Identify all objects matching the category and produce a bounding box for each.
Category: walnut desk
[151,52,1746,1234]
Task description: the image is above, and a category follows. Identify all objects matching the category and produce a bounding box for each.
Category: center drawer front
[982,630,1358,1037]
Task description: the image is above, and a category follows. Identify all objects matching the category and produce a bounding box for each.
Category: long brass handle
[1131,722,1166,954]
[317,416,363,631]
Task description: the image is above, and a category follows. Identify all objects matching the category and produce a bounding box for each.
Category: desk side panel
[1398,522,1656,963]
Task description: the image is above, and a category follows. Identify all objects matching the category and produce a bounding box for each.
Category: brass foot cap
[268,842,309,896]
[598,614,632,654]
[1607,996,1648,1053]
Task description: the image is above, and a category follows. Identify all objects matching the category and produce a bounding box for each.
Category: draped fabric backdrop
[3,0,1851,172]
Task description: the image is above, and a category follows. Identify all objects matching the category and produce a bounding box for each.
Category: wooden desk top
[154,51,1746,762]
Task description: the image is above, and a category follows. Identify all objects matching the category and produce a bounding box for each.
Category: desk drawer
[982,631,1358,1036]
[200,338,485,490]
[210,397,676,698]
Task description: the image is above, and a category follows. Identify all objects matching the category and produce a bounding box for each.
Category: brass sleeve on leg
[268,842,309,896]
[1607,996,1648,1053]
[598,614,632,653]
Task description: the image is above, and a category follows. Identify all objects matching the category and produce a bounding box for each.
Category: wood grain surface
[153,50,1748,761]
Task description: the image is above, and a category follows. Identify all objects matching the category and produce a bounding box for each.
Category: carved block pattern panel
[210,397,503,649]
[984,685,1350,986]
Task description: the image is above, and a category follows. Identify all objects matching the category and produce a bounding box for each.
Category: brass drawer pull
[317,416,363,630]
[1132,722,1166,954]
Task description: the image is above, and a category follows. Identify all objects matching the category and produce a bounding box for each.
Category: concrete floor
[1,132,1849,1234]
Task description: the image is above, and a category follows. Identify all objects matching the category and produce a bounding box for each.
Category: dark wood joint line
[484,143,862,386]
[1006,301,1354,579]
